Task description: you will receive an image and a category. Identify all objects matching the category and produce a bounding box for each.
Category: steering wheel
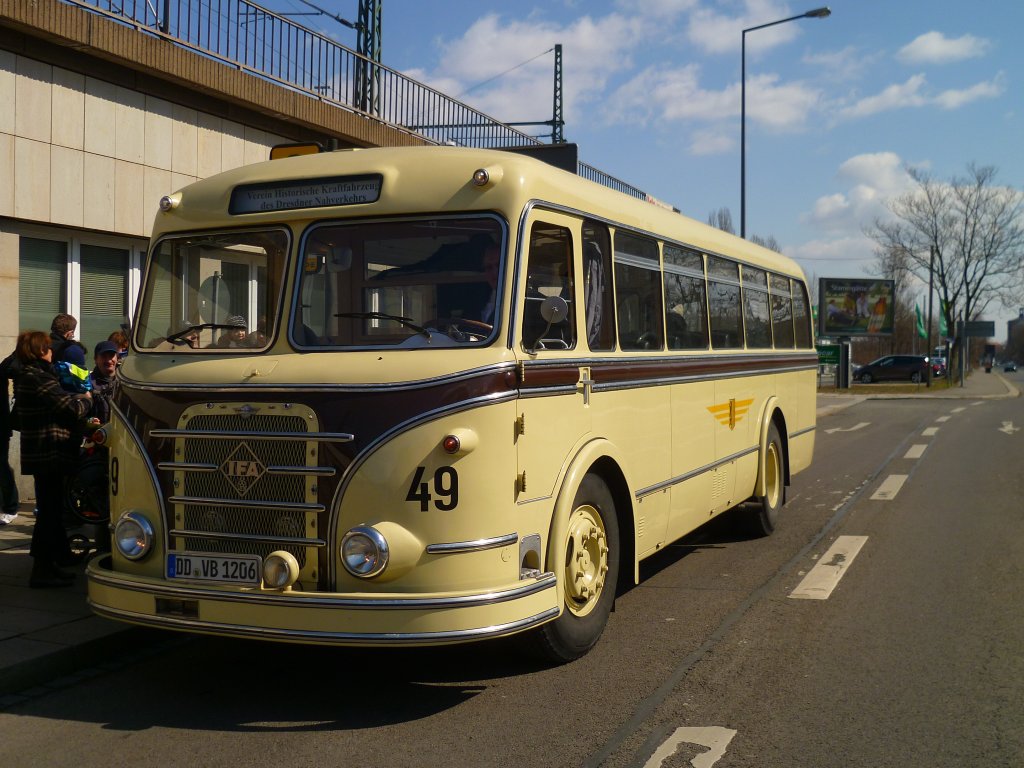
[428,318,493,342]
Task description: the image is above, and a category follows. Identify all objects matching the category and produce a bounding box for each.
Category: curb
[0,625,167,701]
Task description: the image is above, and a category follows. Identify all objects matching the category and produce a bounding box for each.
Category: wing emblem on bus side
[707,398,754,430]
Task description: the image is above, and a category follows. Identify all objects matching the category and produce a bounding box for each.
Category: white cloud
[836,70,1005,121]
[934,74,1005,109]
[420,12,650,126]
[838,74,928,119]
[687,0,809,56]
[802,152,917,235]
[803,46,877,81]
[690,127,734,156]
[897,31,992,65]
[608,67,819,136]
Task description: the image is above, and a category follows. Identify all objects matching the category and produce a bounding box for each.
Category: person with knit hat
[214,315,249,348]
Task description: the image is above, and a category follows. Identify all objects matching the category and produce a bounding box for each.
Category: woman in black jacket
[14,331,92,588]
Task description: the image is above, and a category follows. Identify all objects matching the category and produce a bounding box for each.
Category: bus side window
[707,256,743,350]
[521,222,576,351]
[614,231,663,351]
[582,221,615,351]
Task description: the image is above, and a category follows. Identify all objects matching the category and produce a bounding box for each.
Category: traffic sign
[816,344,840,366]
[963,320,995,338]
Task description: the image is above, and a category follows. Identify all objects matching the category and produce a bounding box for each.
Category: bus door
[514,215,591,507]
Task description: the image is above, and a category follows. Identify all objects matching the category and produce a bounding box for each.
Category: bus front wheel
[750,423,785,536]
[535,474,620,663]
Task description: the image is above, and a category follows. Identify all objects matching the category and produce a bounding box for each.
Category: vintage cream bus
[86,145,816,661]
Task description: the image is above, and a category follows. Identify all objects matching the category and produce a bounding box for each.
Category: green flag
[915,302,926,339]
[939,301,948,337]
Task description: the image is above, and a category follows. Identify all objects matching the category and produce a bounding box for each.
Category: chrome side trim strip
[118,360,518,393]
[426,532,519,554]
[790,425,816,438]
[89,602,560,645]
[169,529,327,547]
[168,495,324,512]
[636,445,760,498]
[88,560,556,609]
[151,428,354,442]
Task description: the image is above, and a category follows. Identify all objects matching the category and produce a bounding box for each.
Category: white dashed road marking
[904,444,927,459]
[790,536,869,600]
[936,415,950,422]
[871,474,908,500]
[922,427,939,436]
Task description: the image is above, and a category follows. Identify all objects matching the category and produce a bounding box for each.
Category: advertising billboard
[818,278,895,337]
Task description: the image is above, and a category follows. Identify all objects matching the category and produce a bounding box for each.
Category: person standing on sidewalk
[0,350,19,525]
[13,331,92,588]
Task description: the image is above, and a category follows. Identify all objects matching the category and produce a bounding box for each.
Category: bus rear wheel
[534,474,619,663]
[750,423,785,536]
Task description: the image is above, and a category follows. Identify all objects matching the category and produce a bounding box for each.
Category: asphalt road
[1,389,1022,768]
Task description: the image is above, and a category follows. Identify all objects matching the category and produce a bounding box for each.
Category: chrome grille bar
[169,495,324,513]
[170,529,326,547]
[152,429,354,442]
[158,461,336,477]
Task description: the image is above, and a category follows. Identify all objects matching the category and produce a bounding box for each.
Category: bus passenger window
[663,245,708,350]
[769,273,795,348]
[707,256,743,349]
[614,232,663,351]
[742,266,772,348]
[521,222,576,351]
[793,281,813,348]
[582,221,615,351]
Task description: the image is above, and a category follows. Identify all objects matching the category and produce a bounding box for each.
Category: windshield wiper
[335,312,431,339]
[165,322,242,345]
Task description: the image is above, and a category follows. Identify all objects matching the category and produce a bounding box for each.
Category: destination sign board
[229,174,382,214]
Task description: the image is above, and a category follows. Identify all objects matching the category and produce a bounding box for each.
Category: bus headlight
[341,526,389,578]
[113,511,154,561]
[263,550,300,589]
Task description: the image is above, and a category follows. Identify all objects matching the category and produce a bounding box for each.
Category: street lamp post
[741,7,831,239]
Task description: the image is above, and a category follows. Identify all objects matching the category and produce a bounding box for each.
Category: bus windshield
[135,229,289,351]
[292,216,504,348]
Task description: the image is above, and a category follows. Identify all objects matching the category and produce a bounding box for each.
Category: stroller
[64,442,111,561]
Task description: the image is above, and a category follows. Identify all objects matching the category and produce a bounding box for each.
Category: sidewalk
[0,372,1018,701]
[816,368,1018,417]
[0,505,160,702]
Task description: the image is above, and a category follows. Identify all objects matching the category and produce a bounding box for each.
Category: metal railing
[64,0,647,198]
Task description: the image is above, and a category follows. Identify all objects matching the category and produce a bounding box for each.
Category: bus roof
[154,145,806,280]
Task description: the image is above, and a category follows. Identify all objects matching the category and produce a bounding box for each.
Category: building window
[19,238,68,337]
[80,244,129,354]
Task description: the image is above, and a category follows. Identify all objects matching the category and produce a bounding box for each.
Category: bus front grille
[156,404,337,584]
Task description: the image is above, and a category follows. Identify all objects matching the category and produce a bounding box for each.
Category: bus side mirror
[526,295,569,353]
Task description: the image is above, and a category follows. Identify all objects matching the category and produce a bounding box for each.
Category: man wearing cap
[90,341,119,425]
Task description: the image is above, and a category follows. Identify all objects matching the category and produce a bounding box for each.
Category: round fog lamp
[263,550,300,589]
[114,511,154,561]
[341,526,389,578]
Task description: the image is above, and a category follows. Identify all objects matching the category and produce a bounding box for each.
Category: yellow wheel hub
[564,504,609,617]
[765,442,781,507]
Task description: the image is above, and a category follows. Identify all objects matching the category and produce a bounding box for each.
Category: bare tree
[866,163,1024,368]
[707,207,735,234]
[707,207,782,253]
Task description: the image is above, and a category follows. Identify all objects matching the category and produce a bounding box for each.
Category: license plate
[167,552,262,585]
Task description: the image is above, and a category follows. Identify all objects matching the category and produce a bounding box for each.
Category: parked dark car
[1005,361,1017,372]
[854,354,930,384]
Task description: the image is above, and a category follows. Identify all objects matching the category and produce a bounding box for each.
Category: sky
[261,0,1023,337]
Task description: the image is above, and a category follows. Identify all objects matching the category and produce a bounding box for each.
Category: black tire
[749,423,785,536]
[860,372,873,384]
[533,474,619,663]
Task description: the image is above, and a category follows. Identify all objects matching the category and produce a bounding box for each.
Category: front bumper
[87,555,559,646]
